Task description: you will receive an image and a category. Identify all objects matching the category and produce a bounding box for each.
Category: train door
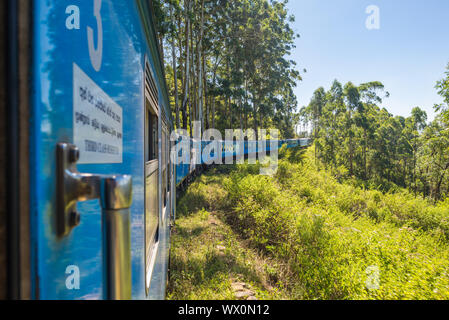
[144,60,160,294]
[26,1,155,300]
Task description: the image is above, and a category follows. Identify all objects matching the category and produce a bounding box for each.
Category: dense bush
[222,148,449,299]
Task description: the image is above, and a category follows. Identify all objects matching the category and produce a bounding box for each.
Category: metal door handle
[56,143,132,299]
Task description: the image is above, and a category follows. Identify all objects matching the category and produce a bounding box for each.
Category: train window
[144,59,159,294]
[146,110,158,162]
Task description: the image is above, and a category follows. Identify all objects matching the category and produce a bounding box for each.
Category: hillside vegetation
[300,64,449,202]
[168,147,449,300]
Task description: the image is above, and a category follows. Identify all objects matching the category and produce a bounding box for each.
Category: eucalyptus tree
[301,62,449,200]
[435,63,449,124]
[404,107,427,195]
[357,81,389,179]
[155,0,302,139]
[418,117,449,200]
[343,82,361,176]
[306,87,326,163]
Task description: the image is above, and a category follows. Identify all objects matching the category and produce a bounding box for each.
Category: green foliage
[156,0,301,138]
[435,63,449,121]
[300,73,449,202]
[177,172,228,216]
[221,149,449,299]
[168,167,289,300]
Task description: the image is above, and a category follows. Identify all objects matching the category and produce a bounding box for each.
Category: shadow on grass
[168,248,267,297]
[168,213,272,299]
[175,225,207,239]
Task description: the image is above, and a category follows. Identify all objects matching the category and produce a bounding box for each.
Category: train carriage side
[2,0,174,300]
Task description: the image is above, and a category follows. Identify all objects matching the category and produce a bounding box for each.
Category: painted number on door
[87,0,103,71]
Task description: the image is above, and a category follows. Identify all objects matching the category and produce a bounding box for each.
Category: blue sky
[287,0,449,121]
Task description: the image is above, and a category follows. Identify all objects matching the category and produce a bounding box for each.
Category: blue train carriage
[1,0,175,300]
[173,134,193,187]
[174,136,311,190]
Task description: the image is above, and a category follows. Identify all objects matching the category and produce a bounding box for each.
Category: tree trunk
[171,5,180,129]
[244,79,248,131]
[363,128,367,179]
[413,140,417,197]
[181,0,190,130]
[434,162,449,200]
[228,96,232,130]
[197,0,205,136]
[348,112,353,176]
[210,56,220,130]
[239,99,243,130]
[189,13,195,137]
[203,54,208,130]
[253,99,258,140]
[211,96,215,129]
[158,34,164,64]
[189,41,193,137]
[191,21,196,130]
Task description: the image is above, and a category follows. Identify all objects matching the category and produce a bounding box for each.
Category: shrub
[221,149,449,299]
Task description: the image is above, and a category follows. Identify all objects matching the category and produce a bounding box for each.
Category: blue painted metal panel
[174,138,311,186]
[30,0,169,299]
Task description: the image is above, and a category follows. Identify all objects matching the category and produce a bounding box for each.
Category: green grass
[167,167,289,300]
[168,148,449,300]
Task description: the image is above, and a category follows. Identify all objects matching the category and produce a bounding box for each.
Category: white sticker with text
[73,63,123,164]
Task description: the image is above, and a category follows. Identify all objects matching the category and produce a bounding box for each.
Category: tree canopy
[300,64,449,201]
[153,0,301,138]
